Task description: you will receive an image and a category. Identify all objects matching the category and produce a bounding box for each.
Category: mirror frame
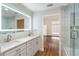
[0,4,32,31]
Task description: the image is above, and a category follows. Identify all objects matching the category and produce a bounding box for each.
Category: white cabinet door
[18,43,26,56]
[33,38,38,55]
[4,52,17,56]
[37,37,41,50]
[4,48,18,56]
[20,50,26,56]
[26,40,33,56]
[33,37,41,55]
[4,43,26,56]
[18,48,26,56]
[26,46,33,56]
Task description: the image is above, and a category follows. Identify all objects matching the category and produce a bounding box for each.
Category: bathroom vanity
[0,35,41,56]
[0,4,42,56]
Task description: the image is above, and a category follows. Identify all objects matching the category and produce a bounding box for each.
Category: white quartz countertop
[0,35,40,53]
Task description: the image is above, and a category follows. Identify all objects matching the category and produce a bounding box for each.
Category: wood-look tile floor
[35,36,59,56]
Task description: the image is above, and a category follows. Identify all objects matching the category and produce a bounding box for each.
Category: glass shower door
[74,3,79,56]
[70,3,79,56]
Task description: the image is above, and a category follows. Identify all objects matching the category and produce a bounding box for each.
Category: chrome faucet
[6,34,12,42]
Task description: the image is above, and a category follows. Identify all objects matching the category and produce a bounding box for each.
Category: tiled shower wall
[61,4,74,56]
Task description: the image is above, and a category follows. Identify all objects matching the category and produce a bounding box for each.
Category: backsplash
[0,31,30,43]
[0,34,7,42]
[0,29,40,43]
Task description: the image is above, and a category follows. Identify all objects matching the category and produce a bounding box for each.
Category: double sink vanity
[0,4,41,56]
[0,35,41,56]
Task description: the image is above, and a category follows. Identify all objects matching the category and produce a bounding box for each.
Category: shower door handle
[71,30,78,39]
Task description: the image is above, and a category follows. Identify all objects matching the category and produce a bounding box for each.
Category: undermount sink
[8,40,21,43]
[4,40,21,44]
[0,40,21,53]
[0,40,21,47]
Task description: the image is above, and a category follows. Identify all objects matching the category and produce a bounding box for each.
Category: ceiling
[22,3,68,12]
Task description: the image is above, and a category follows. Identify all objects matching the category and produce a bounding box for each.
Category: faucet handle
[6,34,12,42]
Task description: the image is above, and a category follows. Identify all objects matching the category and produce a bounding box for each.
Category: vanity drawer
[19,49,26,56]
[18,43,26,51]
[4,43,26,56]
[26,40,33,47]
[16,47,26,56]
[26,40,34,56]
[4,47,18,56]
[26,46,33,56]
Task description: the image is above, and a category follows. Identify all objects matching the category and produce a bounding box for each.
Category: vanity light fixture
[1,4,31,18]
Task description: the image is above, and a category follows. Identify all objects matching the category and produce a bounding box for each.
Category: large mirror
[1,4,31,31]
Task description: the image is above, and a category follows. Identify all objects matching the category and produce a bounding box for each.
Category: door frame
[42,14,61,56]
